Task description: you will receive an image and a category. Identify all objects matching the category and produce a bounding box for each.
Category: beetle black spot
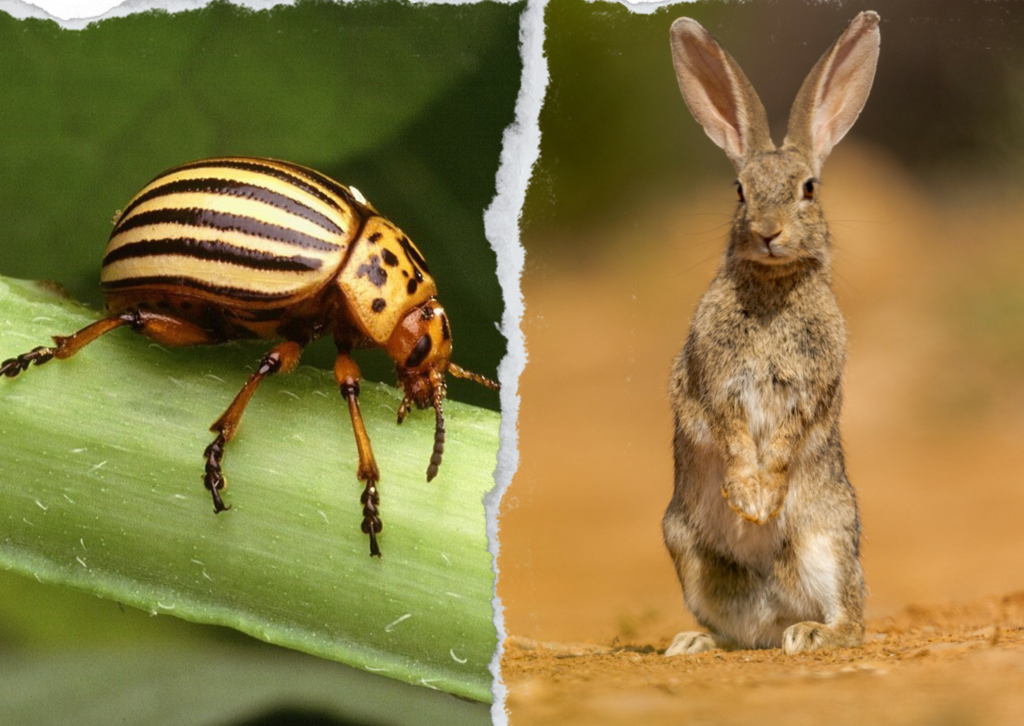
[355,255,388,288]
[371,298,386,313]
[381,248,400,267]
[414,269,424,283]
[440,313,451,341]
[367,232,382,243]
[407,279,418,295]
[405,334,432,369]
[421,304,435,321]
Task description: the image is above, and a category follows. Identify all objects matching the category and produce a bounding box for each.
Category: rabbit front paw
[721,469,788,524]
[665,631,719,656]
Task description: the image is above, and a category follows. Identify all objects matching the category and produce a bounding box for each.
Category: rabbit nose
[757,229,782,247]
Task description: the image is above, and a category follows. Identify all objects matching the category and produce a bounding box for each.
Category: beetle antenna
[426,387,445,481]
[447,362,500,391]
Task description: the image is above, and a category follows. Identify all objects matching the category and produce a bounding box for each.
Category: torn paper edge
[483,0,546,722]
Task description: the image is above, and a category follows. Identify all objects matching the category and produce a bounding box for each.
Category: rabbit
[662,12,880,656]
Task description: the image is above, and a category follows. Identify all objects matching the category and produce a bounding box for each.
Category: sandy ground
[504,595,1024,726]
[498,145,1024,723]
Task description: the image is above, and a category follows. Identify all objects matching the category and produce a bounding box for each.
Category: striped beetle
[1,157,499,557]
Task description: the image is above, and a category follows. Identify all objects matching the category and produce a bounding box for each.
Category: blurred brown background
[500,0,1024,656]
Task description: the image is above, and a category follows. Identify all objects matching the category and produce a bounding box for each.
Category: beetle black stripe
[338,211,375,269]
[103,238,323,272]
[398,235,430,274]
[115,208,341,252]
[299,166,364,210]
[173,159,348,214]
[101,275,296,301]
[119,178,344,237]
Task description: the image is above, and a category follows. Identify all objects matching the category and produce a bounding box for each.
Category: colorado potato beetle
[0,156,499,557]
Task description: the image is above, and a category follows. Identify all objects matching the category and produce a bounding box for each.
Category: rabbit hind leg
[782,619,863,655]
[780,533,865,655]
[781,578,865,654]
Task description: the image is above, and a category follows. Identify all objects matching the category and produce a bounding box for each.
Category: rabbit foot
[781,621,855,655]
[665,631,719,656]
[721,471,787,524]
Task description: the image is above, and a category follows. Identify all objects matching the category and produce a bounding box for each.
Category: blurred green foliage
[525,0,1024,248]
[0,0,520,407]
[522,0,733,240]
[0,573,491,726]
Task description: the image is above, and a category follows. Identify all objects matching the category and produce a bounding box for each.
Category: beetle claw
[360,481,383,557]
[203,433,231,513]
[209,483,231,514]
[1,346,55,378]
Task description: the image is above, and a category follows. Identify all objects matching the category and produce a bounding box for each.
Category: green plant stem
[0,276,499,702]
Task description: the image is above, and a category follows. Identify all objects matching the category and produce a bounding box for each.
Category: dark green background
[0,0,519,409]
[0,2,521,724]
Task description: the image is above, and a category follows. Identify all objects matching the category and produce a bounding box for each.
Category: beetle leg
[204,340,304,513]
[1,310,226,379]
[396,392,413,425]
[334,352,383,557]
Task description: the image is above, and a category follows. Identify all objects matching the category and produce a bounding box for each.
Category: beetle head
[385,298,499,481]
[386,299,453,406]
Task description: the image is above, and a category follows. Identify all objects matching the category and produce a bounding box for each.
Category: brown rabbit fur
[663,12,880,655]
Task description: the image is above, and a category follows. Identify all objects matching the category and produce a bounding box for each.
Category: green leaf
[0,276,500,702]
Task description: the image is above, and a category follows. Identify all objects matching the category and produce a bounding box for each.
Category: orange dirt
[499,145,1024,723]
[504,595,1024,726]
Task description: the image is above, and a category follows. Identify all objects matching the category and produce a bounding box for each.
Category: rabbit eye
[803,179,816,199]
[736,183,745,203]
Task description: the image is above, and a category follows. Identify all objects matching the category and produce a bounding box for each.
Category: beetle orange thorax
[335,215,438,347]
[385,299,453,408]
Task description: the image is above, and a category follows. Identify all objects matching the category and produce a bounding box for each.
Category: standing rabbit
[662,12,880,655]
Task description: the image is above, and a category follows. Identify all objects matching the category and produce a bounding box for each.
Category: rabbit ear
[784,11,880,174]
[670,18,773,172]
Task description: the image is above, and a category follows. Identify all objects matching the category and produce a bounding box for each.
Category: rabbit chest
[723,326,819,453]
[696,275,845,449]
